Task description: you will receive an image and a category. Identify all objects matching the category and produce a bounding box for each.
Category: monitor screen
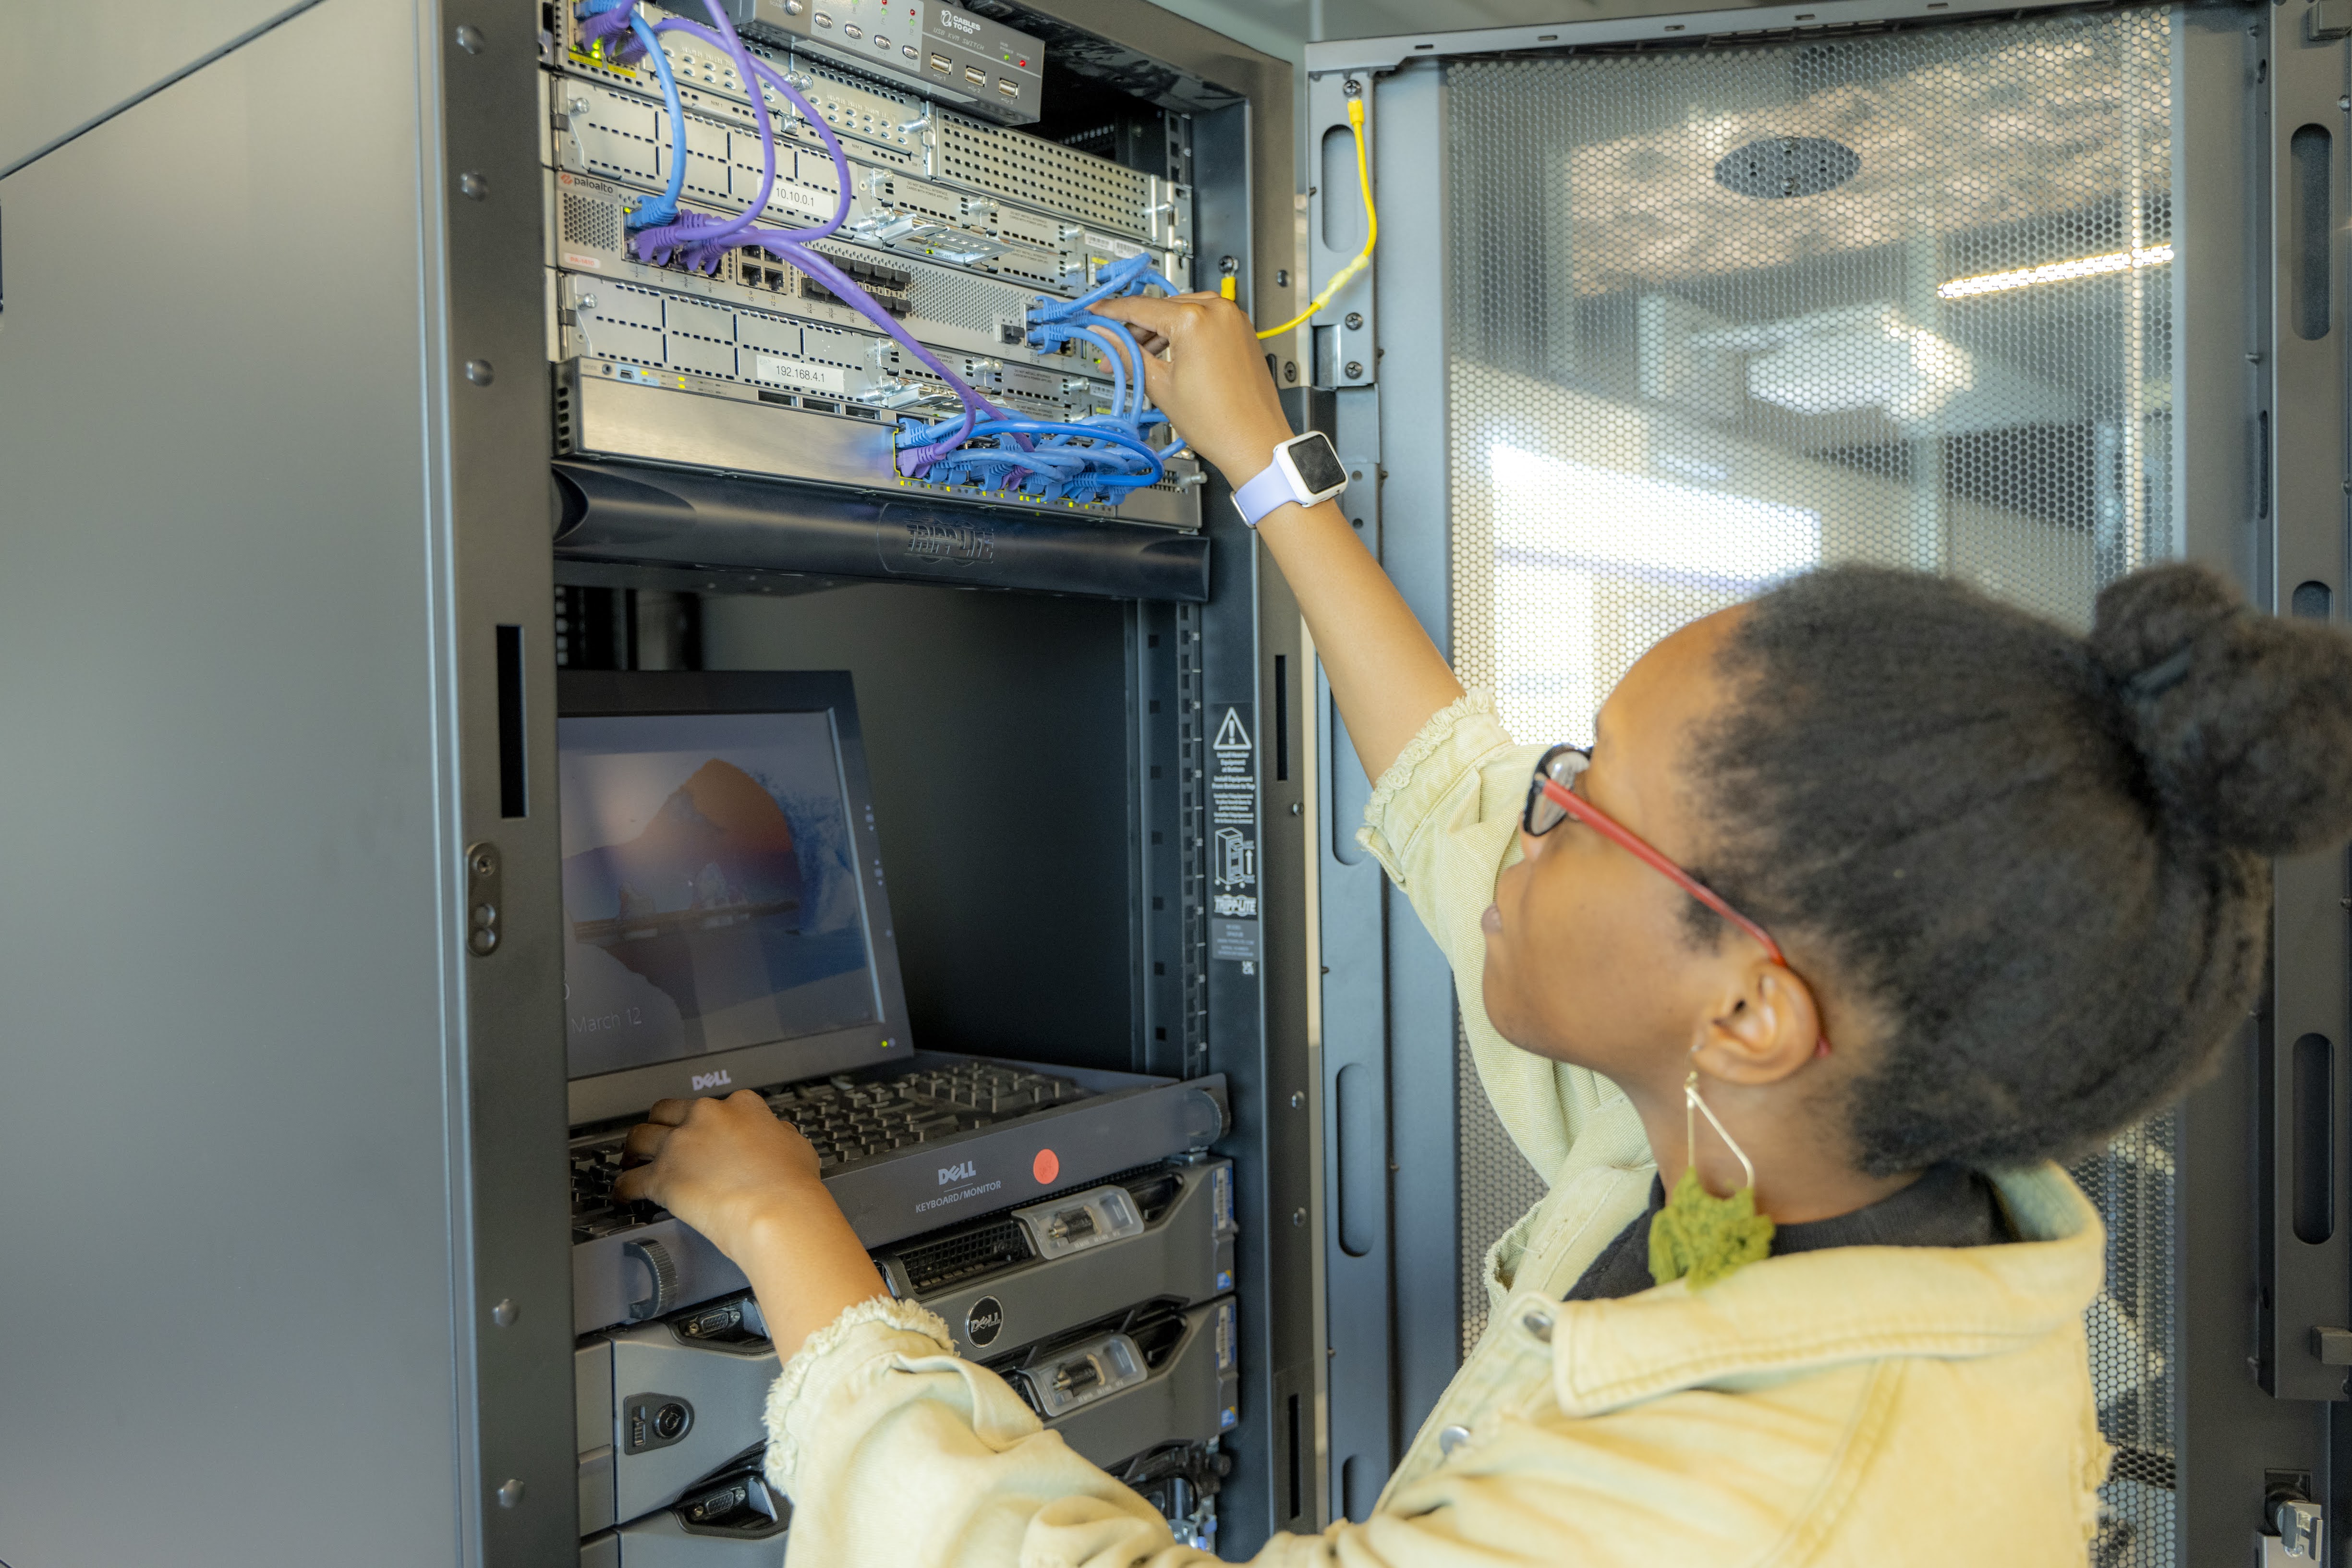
[558,709,883,1082]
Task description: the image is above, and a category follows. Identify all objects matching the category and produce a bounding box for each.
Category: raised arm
[1092,294,1463,782]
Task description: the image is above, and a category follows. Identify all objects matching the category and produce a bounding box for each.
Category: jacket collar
[1540,1163,2103,1418]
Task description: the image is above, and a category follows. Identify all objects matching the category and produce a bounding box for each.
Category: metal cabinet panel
[0,0,320,175]
[0,2,465,1564]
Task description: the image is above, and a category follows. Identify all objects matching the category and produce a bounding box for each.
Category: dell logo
[965,1295,1004,1348]
[691,1070,733,1092]
[938,1160,978,1185]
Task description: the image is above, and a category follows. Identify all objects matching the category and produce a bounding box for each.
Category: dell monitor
[558,670,911,1124]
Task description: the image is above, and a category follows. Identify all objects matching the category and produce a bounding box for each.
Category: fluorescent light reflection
[1938,244,2173,300]
[1486,445,1820,744]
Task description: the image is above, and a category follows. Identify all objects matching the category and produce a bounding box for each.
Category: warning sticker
[1208,705,1259,956]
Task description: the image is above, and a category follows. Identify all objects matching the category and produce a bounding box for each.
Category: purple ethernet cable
[748,233,1015,469]
[629,11,1007,464]
[592,4,776,259]
[591,1,1020,469]
[646,16,852,243]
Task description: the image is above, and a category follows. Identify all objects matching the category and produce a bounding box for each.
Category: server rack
[0,3,1317,1565]
[1297,4,2345,1563]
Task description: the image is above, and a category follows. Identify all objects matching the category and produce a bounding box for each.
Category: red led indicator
[1032,1148,1060,1184]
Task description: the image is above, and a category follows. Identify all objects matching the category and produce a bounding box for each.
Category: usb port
[996,77,1018,98]
[929,52,952,72]
[964,65,985,85]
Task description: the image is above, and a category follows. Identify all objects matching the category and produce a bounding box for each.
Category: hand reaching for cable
[1086,292,1297,489]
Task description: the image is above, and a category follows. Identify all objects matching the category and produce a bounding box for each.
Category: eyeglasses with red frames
[1522,743,1830,1058]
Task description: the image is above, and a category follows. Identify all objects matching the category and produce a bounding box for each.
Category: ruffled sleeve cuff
[1356,688,1518,886]
[761,1296,955,1494]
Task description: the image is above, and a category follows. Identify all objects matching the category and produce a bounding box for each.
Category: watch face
[1285,433,1347,497]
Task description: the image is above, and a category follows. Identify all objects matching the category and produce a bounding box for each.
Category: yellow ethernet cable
[1256,96,1374,340]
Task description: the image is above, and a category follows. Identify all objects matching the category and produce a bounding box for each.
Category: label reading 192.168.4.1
[755,356,848,394]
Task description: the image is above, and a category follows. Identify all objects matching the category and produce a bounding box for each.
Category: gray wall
[0,1,468,1562]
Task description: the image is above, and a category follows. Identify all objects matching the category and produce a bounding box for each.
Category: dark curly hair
[1693,562,2352,1174]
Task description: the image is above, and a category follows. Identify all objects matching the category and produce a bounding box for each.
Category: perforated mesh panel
[2073,1114,2177,1564]
[1443,14,2174,1560]
[937,113,1155,238]
[907,266,1025,335]
[560,190,621,252]
[1456,1016,1547,1352]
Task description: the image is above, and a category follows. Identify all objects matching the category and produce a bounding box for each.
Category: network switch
[548,253,1107,425]
[545,172,1202,526]
[546,175,1071,373]
[547,73,1181,289]
[720,0,1045,126]
[542,1,1199,530]
[578,1158,1236,1528]
[551,4,1186,253]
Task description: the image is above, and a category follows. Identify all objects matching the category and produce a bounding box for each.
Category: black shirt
[1564,1162,2013,1302]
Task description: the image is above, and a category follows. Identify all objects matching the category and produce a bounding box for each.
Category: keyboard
[570,1058,1089,1242]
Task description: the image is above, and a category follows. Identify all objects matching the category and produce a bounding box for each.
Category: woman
[616,294,2352,1565]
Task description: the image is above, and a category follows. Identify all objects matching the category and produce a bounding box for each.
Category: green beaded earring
[1648,1069,1775,1289]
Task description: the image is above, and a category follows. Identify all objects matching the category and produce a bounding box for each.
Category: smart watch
[1232,431,1348,526]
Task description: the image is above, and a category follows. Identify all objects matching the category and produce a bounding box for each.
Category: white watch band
[1232,458,1300,527]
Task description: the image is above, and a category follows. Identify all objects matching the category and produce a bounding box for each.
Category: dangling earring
[1648,1070,1776,1289]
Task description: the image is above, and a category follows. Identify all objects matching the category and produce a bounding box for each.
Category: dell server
[578,1157,1237,1531]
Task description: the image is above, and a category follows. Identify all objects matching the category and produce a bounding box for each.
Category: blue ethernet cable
[575,1,684,229]
[573,0,1183,501]
[900,255,1188,500]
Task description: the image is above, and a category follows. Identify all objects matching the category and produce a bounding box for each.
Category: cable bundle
[572,0,1181,504]
[901,253,1186,505]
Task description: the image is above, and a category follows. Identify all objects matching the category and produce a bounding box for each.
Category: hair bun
[2090,563,2352,855]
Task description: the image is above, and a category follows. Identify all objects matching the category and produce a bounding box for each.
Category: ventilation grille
[908,266,1025,335]
[938,114,1153,238]
[560,191,621,252]
[1443,15,2175,1563]
[897,1218,1032,1294]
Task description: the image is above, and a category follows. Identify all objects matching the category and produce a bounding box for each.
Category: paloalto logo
[691,1069,733,1092]
[938,1160,979,1185]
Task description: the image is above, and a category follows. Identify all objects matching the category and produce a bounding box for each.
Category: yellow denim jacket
[760,691,2112,1566]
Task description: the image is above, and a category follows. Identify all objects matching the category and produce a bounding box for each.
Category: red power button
[1032,1148,1060,1184]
